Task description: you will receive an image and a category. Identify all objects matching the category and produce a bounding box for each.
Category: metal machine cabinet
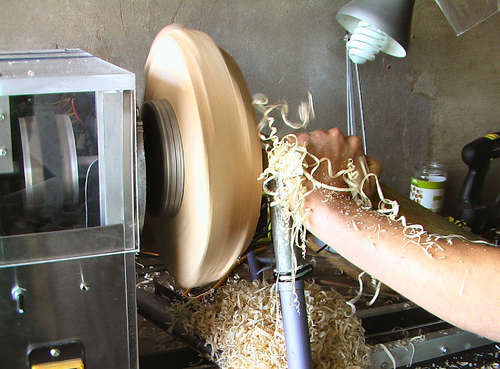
[0,50,138,369]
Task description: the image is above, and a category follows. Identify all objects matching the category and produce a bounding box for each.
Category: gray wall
[1,0,498,216]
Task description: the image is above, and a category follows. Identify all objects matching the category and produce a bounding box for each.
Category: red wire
[71,97,83,122]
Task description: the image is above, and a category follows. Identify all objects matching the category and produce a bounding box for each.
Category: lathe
[0,25,497,369]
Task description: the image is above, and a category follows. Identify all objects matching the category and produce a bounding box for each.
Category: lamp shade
[336,0,415,59]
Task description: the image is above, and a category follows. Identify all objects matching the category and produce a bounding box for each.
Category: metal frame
[0,95,13,173]
[368,327,493,368]
[0,50,134,96]
[0,49,139,369]
[358,302,494,368]
[0,253,138,369]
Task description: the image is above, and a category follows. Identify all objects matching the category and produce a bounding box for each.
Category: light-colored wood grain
[143,25,262,288]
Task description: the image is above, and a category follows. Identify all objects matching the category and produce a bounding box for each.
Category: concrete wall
[1,0,498,216]
[410,2,500,212]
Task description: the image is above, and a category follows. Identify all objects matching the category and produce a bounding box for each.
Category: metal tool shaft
[279,280,312,369]
[270,203,312,369]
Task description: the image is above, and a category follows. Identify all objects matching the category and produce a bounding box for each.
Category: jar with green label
[410,161,447,213]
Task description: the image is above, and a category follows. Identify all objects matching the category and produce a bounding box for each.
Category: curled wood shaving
[172,279,369,369]
[378,343,396,369]
[367,279,382,306]
[346,271,366,315]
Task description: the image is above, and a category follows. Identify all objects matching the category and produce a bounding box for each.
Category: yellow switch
[31,358,84,369]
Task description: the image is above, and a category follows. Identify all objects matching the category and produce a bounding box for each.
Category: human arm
[297,128,500,341]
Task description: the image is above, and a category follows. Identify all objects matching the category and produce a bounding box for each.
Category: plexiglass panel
[435,0,499,35]
[0,92,100,235]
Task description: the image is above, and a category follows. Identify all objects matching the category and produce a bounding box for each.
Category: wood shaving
[172,279,368,369]
[367,279,382,306]
[346,272,366,315]
[379,343,396,369]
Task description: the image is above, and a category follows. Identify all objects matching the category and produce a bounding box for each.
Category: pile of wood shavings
[174,278,368,369]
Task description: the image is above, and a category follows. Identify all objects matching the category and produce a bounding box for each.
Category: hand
[295,128,381,201]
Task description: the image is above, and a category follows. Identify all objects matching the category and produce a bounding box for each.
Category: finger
[304,130,335,159]
[306,128,341,159]
[346,135,362,152]
[326,127,344,139]
[346,135,363,161]
[310,129,329,143]
[295,132,310,146]
[366,156,382,176]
